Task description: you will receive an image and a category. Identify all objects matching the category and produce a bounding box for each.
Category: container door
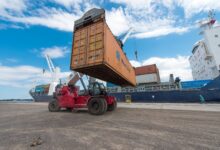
[72,28,87,67]
[87,21,104,65]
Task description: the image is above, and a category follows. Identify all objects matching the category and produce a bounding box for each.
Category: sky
[0,0,220,99]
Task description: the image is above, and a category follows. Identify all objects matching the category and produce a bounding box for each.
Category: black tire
[48,100,60,112]
[88,98,107,115]
[103,99,108,113]
[107,100,117,111]
[66,108,72,112]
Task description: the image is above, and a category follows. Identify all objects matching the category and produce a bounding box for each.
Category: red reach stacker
[48,72,117,115]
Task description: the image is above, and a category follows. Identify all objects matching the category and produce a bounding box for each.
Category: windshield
[99,83,105,90]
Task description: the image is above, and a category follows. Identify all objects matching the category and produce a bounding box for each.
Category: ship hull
[109,89,220,103]
[30,93,54,102]
[30,89,220,103]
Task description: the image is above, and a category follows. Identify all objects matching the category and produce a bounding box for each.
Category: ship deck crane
[45,55,60,96]
[122,27,133,45]
[117,27,134,48]
[118,27,138,60]
[45,54,55,73]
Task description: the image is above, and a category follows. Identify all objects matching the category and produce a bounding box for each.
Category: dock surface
[0,102,220,150]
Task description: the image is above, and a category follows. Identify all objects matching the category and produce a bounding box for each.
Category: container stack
[70,8,136,86]
[135,64,161,84]
[35,84,50,94]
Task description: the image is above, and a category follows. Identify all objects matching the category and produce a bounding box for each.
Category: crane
[117,27,139,60]
[115,27,134,49]
[45,55,60,96]
[45,54,56,73]
[121,27,134,45]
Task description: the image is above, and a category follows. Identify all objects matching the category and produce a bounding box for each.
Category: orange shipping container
[135,64,159,75]
[70,8,136,86]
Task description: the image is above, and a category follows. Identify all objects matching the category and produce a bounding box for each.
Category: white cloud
[133,25,189,38]
[5,8,79,32]
[0,65,71,88]
[0,65,43,88]
[53,0,97,13]
[106,1,189,38]
[41,46,69,58]
[129,60,141,67]
[54,0,82,8]
[0,0,220,39]
[0,0,189,38]
[130,56,193,81]
[176,0,220,18]
[111,0,220,18]
[106,7,130,36]
[0,0,26,14]
[108,0,220,38]
[0,1,97,32]
[110,0,151,9]
[0,23,24,30]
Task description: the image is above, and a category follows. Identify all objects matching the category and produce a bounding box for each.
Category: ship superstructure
[189,11,220,80]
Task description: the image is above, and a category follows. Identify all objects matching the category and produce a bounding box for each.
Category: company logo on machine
[116,50,120,61]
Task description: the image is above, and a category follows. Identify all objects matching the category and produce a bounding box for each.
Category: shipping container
[35,84,50,93]
[135,64,160,84]
[135,64,159,75]
[70,8,136,86]
[136,73,160,84]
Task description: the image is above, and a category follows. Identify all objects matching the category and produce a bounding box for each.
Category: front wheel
[48,100,60,112]
[107,100,117,111]
[88,98,107,115]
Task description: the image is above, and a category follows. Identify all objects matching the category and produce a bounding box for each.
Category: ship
[106,64,220,103]
[30,63,220,103]
[29,55,62,102]
[29,84,54,102]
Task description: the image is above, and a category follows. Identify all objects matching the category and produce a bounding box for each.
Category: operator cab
[88,82,107,96]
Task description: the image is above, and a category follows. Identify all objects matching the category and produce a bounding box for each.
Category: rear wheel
[107,100,117,111]
[66,108,72,111]
[88,98,107,115]
[48,100,60,112]
[103,99,108,113]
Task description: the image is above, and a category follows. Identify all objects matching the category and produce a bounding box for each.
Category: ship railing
[107,83,179,93]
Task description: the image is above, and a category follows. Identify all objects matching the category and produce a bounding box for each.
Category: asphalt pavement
[0,102,220,150]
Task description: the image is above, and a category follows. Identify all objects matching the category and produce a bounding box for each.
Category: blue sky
[0,0,220,99]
